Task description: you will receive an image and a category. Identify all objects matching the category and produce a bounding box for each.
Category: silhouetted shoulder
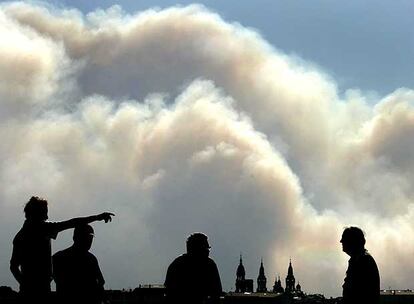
[53,247,72,260]
[43,222,61,239]
[53,246,104,284]
[166,254,186,275]
[362,252,379,278]
[170,254,188,264]
[362,251,376,263]
[17,221,61,240]
[167,254,217,268]
[207,257,218,266]
[53,247,98,263]
[171,254,216,262]
[360,252,379,271]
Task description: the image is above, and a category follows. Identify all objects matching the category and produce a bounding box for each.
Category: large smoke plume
[1,2,414,296]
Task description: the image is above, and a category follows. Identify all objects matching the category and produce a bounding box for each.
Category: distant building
[236,255,246,292]
[273,276,284,293]
[285,259,296,294]
[244,280,254,293]
[235,255,254,293]
[105,285,166,304]
[257,259,268,292]
[225,292,291,304]
[133,284,166,303]
[380,289,414,304]
[235,256,302,297]
[296,282,302,293]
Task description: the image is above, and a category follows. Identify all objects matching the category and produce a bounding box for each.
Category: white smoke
[1,2,414,296]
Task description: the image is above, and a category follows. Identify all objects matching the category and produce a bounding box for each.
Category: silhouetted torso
[165,253,222,304]
[53,246,105,304]
[10,220,59,297]
[343,251,380,304]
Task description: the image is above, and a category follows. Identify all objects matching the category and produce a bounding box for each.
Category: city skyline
[1,1,414,297]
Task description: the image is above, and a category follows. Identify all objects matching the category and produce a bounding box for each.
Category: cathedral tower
[285,259,296,293]
[257,259,267,292]
[235,254,246,292]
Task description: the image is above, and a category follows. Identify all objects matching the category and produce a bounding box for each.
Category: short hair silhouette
[341,226,366,249]
[165,232,222,304]
[53,223,105,304]
[24,196,48,220]
[73,224,94,251]
[186,232,210,253]
[73,224,94,239]
[341,226,380,304]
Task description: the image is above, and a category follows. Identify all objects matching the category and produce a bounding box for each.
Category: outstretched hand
[98,212,115,223]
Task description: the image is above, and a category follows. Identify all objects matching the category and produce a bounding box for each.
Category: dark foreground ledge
[2,285,412,304]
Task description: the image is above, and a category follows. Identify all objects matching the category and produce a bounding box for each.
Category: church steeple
[237,254,245,278]
[257,258,267,292]
[285,259,296,293]
[236,254,246,292]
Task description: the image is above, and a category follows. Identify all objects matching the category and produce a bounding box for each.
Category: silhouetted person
[164,232,222,304]
[53,224,105,304]
[341,226,380,304]
[10,196,114,303]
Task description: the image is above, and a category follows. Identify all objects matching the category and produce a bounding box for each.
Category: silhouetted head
[186,232,210,258]
[73,224,94,252]
[340,226,366,256]
[24,196,48,222]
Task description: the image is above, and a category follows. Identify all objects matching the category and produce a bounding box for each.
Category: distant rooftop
[226,292,286,298]
[381,289,414,295]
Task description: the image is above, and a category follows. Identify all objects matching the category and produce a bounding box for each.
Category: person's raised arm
[54,212,115,233]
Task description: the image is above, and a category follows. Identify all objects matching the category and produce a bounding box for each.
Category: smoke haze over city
[0,2,414,297]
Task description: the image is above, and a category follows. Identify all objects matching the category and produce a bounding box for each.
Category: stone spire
[236,254,246,292]
[257,258,267,292]
[237,254,245,278]
[285,259,296,293]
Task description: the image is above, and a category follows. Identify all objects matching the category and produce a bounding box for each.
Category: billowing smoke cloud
[1,2,414,296]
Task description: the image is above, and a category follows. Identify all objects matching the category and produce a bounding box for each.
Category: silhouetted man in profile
[10,196,114,303]
[341,226,380,304]
[53,224,105,304]
[164,232,222,304]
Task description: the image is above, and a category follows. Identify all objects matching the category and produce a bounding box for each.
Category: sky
[38,0,414,96]
[0,0,414,297]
